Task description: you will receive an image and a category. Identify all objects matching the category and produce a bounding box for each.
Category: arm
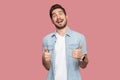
[72,46,89,68]
[42,53,51,70]
[79,34,88,68]
[42,38,51,70]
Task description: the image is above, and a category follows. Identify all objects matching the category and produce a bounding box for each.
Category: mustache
[56,19,64,23]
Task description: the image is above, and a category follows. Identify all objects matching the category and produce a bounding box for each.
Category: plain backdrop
[0,0,120,80]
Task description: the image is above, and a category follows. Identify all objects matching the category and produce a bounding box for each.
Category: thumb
[44,48,48,53]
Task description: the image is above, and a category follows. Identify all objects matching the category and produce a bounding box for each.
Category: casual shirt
[42,28,87,80]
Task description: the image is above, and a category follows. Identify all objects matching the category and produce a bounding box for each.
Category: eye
[52,14,57,18]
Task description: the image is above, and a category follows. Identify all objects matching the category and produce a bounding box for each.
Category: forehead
[52,8,64,14]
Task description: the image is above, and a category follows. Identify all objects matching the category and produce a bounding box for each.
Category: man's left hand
[72,45,83,59]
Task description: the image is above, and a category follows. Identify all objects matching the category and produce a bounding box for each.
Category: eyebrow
[52,10,63,15]
[58,11,63,13]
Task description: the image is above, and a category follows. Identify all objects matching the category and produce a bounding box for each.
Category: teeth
[57,19,63,23]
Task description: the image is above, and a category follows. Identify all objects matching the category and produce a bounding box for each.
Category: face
[51,8,67,29]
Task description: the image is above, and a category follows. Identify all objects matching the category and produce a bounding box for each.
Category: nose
[56,15,60,19]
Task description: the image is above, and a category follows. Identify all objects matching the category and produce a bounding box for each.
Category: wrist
[79,55,85,62]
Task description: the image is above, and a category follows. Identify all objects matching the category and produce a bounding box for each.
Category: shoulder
[71,29,85,39]
[42,32,55,42]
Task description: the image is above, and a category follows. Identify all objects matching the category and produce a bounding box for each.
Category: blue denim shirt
[42,28,87,80]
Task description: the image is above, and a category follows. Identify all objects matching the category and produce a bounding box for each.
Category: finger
[73,53,77,58]
[74,54,77,58]
[45,53,51,57]
[45,56,51,59]
[72,53,76,58]
[73,49,78,52]
[45,56,51,61]
[45,55,51,60]
[73,52,81,58]
[45,58,50,61]
[73,51,79,56]
[72,50,76,55]
[72,52,75,56]
[72,51,76,56]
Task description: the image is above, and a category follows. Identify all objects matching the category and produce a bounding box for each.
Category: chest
[47,36,81,52]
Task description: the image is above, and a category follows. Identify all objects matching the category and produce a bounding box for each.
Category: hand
[43,48,51,62]
[72,45,83,59]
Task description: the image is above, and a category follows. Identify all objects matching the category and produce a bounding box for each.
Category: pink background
[0,0,120,80]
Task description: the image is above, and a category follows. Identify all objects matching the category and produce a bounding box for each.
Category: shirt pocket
[47,45,54,54]
[69,44,79,50]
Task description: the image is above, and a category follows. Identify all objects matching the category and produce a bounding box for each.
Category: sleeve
[42,37,47,54]
[81,34,87,54]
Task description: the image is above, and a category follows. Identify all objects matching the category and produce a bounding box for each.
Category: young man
[42,4,89,80]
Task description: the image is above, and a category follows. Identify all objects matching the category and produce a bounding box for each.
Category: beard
[54,20,67,30]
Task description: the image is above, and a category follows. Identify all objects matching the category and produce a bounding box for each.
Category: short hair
[49,4,66,19]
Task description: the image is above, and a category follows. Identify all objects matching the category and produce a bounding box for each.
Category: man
[42,4,89,80]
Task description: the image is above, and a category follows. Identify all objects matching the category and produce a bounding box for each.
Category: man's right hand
[43,48,51,62]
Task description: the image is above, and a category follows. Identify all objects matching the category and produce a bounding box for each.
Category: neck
[56,26,68,36]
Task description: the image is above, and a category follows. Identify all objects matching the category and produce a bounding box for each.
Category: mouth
[56,19,64,24]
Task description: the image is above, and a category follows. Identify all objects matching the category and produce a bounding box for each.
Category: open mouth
[56,19,64,24]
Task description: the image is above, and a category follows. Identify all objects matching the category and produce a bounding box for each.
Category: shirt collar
[51,27,72,37]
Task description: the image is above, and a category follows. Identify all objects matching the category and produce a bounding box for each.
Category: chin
[55,25,66,29]
[54,21,67,29]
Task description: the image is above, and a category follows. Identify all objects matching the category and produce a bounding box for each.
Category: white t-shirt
[54,33,67,80]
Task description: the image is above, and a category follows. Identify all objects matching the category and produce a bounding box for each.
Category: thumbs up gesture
[43,48,51,62]
[72,45,83,59]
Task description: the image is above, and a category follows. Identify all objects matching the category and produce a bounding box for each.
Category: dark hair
[49,4,66,19]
